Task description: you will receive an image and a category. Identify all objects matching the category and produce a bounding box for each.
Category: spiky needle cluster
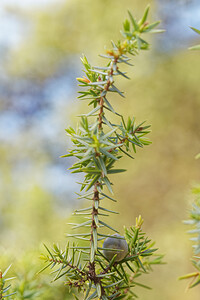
[40,7,164,299]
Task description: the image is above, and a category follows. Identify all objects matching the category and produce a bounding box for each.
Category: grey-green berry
[103,234,129,262]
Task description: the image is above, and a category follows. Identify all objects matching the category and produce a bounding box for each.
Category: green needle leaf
[128,10,139,31]
[140,5,150,25]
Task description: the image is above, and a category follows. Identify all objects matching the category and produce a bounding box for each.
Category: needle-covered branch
[41,7,164,299]
[179,31,200,291]
[179,185,200,289]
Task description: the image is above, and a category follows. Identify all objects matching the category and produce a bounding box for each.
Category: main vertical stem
[88,58,118,296]
[89,183,99,274]
[89,183,106,298]
[91,183,99,258]
[98,96,104,131]
[88,75,104,291]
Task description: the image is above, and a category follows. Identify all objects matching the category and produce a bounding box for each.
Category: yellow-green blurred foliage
[1,0,200,299]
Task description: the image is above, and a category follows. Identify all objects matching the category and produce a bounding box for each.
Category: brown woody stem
[89,55,121,298]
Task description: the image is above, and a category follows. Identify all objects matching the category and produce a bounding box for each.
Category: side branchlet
[0,265,15,299]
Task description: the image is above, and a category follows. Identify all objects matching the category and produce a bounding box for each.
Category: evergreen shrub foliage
[39,6,164,299]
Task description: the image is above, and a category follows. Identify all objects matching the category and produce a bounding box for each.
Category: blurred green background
[0,0,200,299]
